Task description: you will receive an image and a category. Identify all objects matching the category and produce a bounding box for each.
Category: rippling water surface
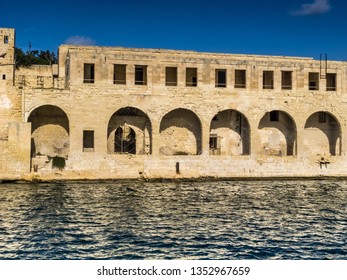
[0,180,346,259]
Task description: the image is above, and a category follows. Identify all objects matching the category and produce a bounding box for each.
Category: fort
[1,27,347,181]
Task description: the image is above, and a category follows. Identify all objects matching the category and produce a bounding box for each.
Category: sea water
[0,180,346,259]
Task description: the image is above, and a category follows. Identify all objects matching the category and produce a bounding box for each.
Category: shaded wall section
[160,108,202,155]
[304,112,341,157]
[107,107,152,155]
[209,110,250,155]
[28,105,69,158]
[258,111,297,156]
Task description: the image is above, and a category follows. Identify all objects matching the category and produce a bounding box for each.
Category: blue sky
[3,0,347,60]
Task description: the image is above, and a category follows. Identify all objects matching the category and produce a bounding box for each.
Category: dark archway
[114,126,136,154]
[258,110,297,156]
[107,107,151,155]
[159,108,202,155]
[28,105,69,158]
[209,110,250,155]
[304,111,341,156]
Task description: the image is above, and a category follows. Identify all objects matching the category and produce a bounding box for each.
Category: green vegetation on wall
[51,156,66,170]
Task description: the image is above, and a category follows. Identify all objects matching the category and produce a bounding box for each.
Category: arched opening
[107,107,151,155]
[209,110,250,155]
[258,110,297,156]
[304,111,341,156]
[114,126,136,154]
[159,108,202,155]
[28,105,69,170]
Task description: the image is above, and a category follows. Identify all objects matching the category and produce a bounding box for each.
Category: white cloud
[291,0,331,16]
[64,36,95,46]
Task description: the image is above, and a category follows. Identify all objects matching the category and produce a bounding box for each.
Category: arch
[159,108,202,155]
[209,109,250,155]
[114,126,136,154]
[28,105,69,158]
[258,110,297,156]
[304,111,341,156]
[107,106,152,155]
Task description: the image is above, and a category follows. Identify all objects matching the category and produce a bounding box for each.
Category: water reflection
[0,180,347,259]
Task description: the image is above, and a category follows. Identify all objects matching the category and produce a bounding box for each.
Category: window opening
[209,134,221,155]
[4,35,8,44]
[83,130,94,152]
[115,126,136,154]
[135,65,147,85]
[270,111,279,122]
[235,70,246,88]
[263,71,274,89]
[114,64,126,84]
[309,72,319,90]
[186,68,197,87]
[2,74,5,80]
[281,71,292,90]
[318,112,327,123]
[37,76,44,87]
[165,67,177,86]
[326,73,336,91]
[215,69,226,87]
[83,63,95,83]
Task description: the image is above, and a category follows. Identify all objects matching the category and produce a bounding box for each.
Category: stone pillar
[295,119,305,158]
[151,122,160,156]
[201,122,210,156]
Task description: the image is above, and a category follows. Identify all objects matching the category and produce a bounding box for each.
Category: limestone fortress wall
[1,27,347,180]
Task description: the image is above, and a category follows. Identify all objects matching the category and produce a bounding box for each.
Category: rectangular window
[165,67,177,86]
[318,112,327,123]
[281,71,292,90]
[309,72,319,90]
[114,64,126,84]
[135,65,147,85]
[186,67,197,87]
[326,73,336,91]
[263,71,274,89]
[215,69,226,87]
[4,35,8,44]
[83,63,95,83]
[209,134,218,149]
[2,74,5,80]
[270,111,279,122]
[83,130,94,152]
[209,134,221,155]
[235,69,246,88]
[37,76,44,87]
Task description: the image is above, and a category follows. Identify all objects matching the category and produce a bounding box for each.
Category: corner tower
[0,28,15,81]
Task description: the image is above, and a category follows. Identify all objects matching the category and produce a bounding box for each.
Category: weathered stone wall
[2,28,347,180]
[15,65,55,89]
[0,28,31,179]
[20,45,347,179]
[0,122,31,178]
[0,29,22,137]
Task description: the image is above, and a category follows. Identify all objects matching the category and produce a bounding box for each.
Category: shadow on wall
[28,105,69,158]
[107,107,152,155]
[304,111,341,156]
[160,108,202,155]
[258,110,296,156]
[209,110,250,156]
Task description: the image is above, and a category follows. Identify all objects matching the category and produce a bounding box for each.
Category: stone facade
[1,27,347,180]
